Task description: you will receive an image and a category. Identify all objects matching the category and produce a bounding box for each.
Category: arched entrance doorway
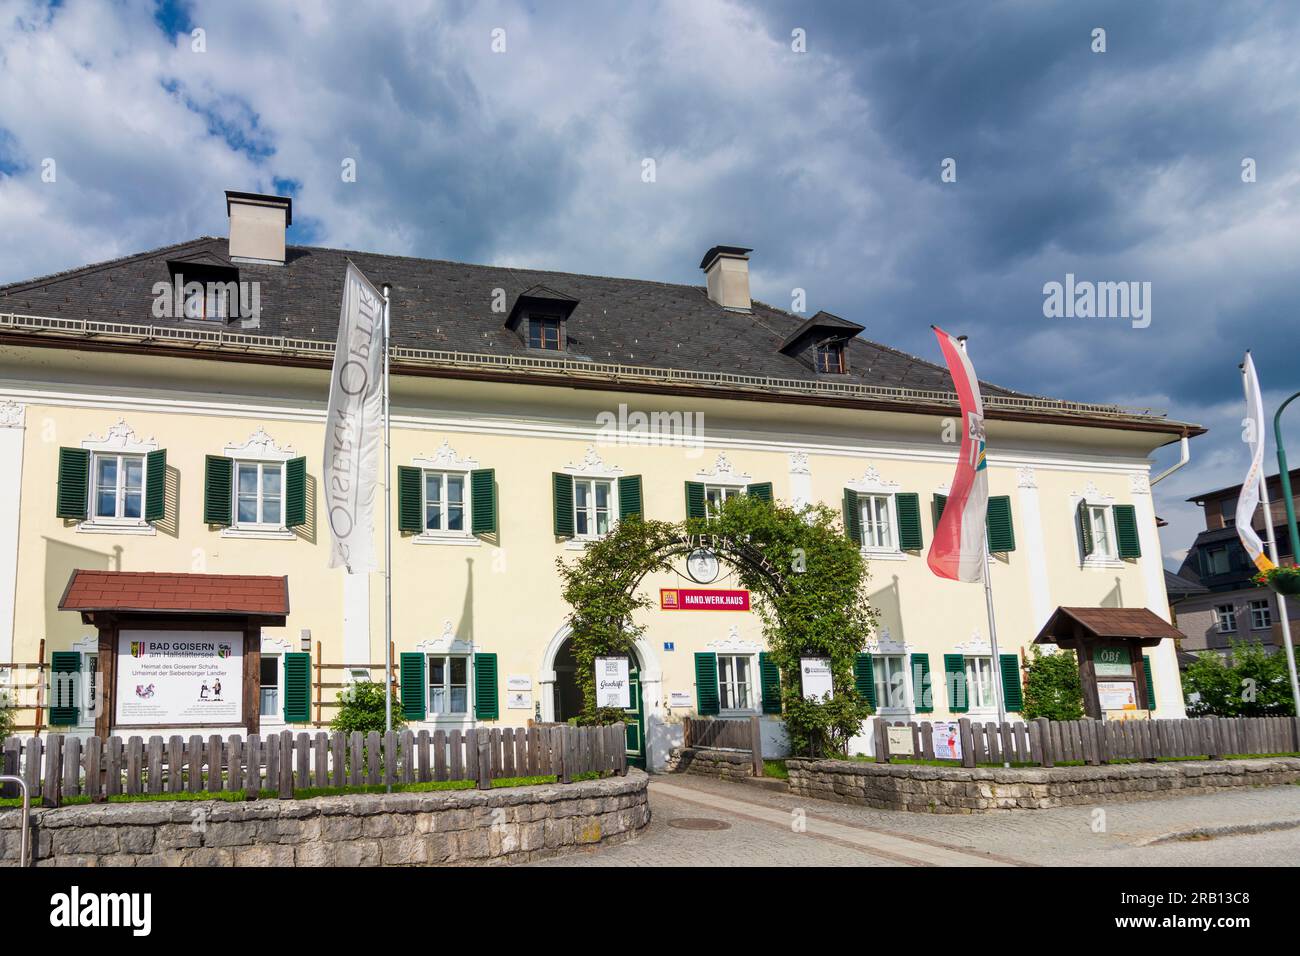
[551,636,647,768]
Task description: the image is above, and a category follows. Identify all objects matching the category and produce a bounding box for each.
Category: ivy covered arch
[556,494,878,757]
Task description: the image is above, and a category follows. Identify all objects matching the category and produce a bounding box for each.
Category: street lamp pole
[1275,393,1300,563]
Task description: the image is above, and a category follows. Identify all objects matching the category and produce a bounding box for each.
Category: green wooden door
[624,663,646,769]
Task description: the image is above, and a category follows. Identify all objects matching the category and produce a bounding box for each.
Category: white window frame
[259,654,280,719]
[89,451,147,525]
[965,655,996,713]
[411,442,482,548]
[421,469,471,538]
[426,653,471,717]
[1215,604,1238,634]
[859,493,898,553]
[717,653,757,714]
[183,283,228,321]
[76,422,159,536]
[573,476,615,540]
[704,482,746,521]
[1088,504,1117,560]
[873,653,910,713]
[1249,600,1271,631]
[232,459,286,531]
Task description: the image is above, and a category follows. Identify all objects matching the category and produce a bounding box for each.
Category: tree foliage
[330,680,407,734]
[1183,641,1295,717]
[1021,646,1084,721]
[556,496,877,755]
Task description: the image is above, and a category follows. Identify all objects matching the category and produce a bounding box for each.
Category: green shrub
[1021,646,1084,721]
[0,687,16,742]
[1184,641,1295,717]
[330,680,406,735]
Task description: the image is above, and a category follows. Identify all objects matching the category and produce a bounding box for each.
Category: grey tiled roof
[0,236,1039,398]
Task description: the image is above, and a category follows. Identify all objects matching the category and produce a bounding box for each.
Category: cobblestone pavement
[530,773,1300,867]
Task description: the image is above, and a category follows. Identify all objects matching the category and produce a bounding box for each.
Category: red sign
[659,588,751,611]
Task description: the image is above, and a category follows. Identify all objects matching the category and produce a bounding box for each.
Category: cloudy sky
[1,0,1297,567]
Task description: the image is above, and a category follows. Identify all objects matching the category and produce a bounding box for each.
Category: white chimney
[225,190,292,265]
[699,245,752,311]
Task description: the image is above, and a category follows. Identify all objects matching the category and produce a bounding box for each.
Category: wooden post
[383,730,397,787]
[41,733,62,808]
[958,718,975,768]
[243,626,261,736]
[126,735,143,795]
[84,736,101,803]
[476,728,492,790]
[315,639,324,728]
[228,734,243,792]
[208,734,224,791]
[1030,718,1050,767]
[331,731,345,788]
[246,734,261,799]
[366,731,381,785]
[278,730,293,798]
[62,735,81,799]
[105,736,122,797]
[350,732,363,786]
[874,718,889,764]
[314,732,329,788]
[749,716,764,777]
[147,735,164,794]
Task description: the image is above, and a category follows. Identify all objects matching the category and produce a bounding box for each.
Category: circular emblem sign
[686,548,720,584]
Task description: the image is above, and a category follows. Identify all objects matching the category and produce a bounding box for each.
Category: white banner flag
[1237,352,1275,572]
[324,262,385,572]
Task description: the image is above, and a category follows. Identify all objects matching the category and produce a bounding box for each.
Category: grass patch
[0,771,609,808]
[762,759,788,780]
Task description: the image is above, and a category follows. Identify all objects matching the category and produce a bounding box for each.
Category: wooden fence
[871,715,1300,768]
[0,724,627,808]
[683,716,764,777]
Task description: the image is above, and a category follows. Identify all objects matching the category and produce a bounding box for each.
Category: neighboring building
[0,190,1202,769]
[1174,469,1300,661]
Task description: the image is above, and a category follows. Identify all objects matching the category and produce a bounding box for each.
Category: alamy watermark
[151,273,262,328]
[595,403,705,453]
[1042,273,1151,329]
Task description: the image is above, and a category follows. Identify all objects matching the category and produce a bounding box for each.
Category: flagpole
[382,283,393,745]
[958,336,1010,760]
[1242,358,1300,715]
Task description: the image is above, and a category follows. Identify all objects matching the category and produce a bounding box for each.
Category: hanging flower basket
[1253,565,1300,595]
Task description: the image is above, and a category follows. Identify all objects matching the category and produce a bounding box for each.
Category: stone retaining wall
[670,747,754,779]
[786,757,1300,813]
[0,771,650,866]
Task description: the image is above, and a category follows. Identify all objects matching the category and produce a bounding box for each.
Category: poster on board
[115,630,243,726]
[931,720,962,760]
[595,656,631,709]
[1098,680,1138,711]
[800,657,834,701]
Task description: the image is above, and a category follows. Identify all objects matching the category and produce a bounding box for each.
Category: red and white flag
[927,326,989,582]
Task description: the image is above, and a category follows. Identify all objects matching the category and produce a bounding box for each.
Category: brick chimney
[699,245,752,311]
[225,190,292,264]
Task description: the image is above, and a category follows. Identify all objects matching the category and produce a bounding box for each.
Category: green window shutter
[1113,504,1141,558]
[694,652,719,715]
[552,473,575,537]
[911,654,933,713]
[144,449,167,523]
[470,468,497,534]
[397,466,423,533]
[684,481,706,520]
[400,653,426,721]
[747,481,773,503]
[474,653,499,720]
[944,654,968,713]
[759,652,781,714]
[853,653,876,709]
[618,474,643,521]
[932,493,948,528]
[56,447,90,520]
[895,492,923,550]
[50,651,81,725]
[842,489,862,546]
[1076,499,1094,558]
[999,653,1023,712]
[283,652,311,723]
[203,455,233,526]
[284,456,307,528]
[1142,655,1156,711]
[987,495,1015,552]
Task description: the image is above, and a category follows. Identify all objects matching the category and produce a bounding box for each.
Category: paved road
[530,773,1300,867]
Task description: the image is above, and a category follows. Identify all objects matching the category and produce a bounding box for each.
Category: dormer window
[528,314,563,351]
[815,341,846,374]
[184,285,229,321]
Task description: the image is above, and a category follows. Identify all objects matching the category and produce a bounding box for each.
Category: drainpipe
[1149,434,1190,487]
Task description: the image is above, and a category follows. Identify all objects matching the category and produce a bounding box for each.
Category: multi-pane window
[1204,546,1231,575]
[260,656,279,716]
[1220,498,1237,527]
[574,478,612,538]
[235,461,283,527]
[859,494,895,550]
[718,655,752,711]
[184,286,228,321]
[1215,604,1238,633]
[428,655,469,715]
[528,315,562,350]
[93,453,145,520]
[424,471,466,533]
[873,654,909,710]
[815,342,845,374]
[965,656,995,710]
[705,484,743,519]
[1088,504,1115,559]
[1250,599,1272,630]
